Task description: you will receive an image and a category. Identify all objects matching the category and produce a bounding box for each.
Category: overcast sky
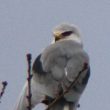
[0,0,110,110]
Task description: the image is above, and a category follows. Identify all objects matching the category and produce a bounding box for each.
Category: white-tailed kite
[15,23,90,110]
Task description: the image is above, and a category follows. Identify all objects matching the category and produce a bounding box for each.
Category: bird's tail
[48,98,77,110]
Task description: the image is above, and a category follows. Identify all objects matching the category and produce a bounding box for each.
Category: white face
[53,23,81,42]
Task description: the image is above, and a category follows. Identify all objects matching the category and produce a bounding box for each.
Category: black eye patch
[61,31,73,37]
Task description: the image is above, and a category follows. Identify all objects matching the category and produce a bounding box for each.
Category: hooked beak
[53,31,62,42]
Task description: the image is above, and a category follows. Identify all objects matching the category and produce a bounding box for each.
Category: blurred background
[0,0,110,110]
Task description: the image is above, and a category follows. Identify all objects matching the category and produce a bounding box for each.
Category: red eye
[61,31,73,36]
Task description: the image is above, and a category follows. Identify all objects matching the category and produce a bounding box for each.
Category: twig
[0,81,8,103]
[46,63,88,110]
[26,54,33,110]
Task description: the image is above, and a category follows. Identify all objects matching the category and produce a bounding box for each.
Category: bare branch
[26,54,33,110]
[0,81,8,103]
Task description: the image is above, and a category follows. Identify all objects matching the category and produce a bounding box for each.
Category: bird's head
[52,23,82,45]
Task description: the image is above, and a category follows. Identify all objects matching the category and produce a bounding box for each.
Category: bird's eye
[61,31,73,37]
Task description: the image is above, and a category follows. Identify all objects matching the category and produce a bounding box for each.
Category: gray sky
[0,0,110,110]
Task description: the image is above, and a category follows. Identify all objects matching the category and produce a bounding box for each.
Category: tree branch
[0,81,8,103]
[26,54,33,110]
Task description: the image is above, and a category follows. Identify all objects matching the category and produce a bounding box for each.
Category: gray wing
[32,53,63,98]
[40,41,90,102]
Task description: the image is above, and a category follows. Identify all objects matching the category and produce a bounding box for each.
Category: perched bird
[15,23,90,110]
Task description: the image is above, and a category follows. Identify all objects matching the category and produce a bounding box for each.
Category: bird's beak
[53,31,62,42]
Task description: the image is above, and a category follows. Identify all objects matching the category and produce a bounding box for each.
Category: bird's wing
[41,41,89,80]
[41,40,90,102]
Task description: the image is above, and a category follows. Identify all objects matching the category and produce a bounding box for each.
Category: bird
[14,23,90,110]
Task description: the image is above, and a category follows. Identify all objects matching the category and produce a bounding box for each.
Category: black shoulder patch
[32,54,47,74]
[82,67,90,85]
